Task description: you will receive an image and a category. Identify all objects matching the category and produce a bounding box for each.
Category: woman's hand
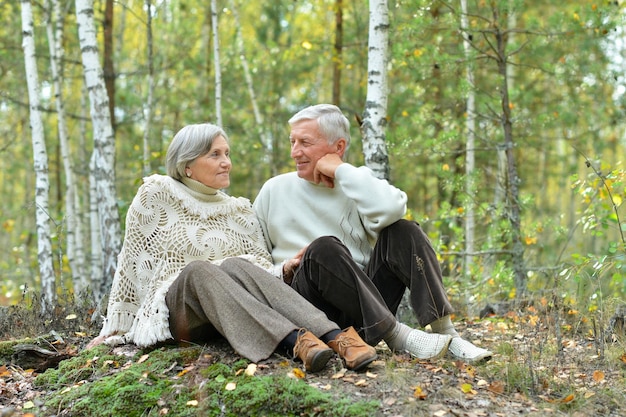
[282,246,307,284]
[85,334,108,349]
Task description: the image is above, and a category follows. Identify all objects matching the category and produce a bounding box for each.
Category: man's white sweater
[254,163,407,271]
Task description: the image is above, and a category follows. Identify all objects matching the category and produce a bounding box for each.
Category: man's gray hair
[166,123,228,181]
[288,104,351,148]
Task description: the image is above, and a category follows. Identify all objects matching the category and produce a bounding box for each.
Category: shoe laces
[293,329,318,358]
[333,334,363,351]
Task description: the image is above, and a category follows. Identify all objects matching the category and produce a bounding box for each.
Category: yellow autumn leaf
[592,370,605,382]
[461,383,473,393]
[244,363,257,376]
[524,236,537,245]
[225,382,237,391]
[292,368,306,379]
[413,386,427,399]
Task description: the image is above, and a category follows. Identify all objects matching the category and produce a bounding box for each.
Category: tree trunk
[103,0,115,128]
[46,0,88,295]
[332,0,343,106]
[211,0,222,126]
[142,0,155,176]
[460,0,476,279]
[493,7,526,297]
[361,0,390,181]
[75,0,122,300]
[21,0,56,311]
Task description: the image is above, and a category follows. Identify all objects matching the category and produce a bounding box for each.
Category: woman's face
[186,135,231,189]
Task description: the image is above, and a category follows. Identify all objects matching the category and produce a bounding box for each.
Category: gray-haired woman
[87,123,376,372]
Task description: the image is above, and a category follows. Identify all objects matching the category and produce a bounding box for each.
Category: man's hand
[283,246,307,284]
[313,153,343,188]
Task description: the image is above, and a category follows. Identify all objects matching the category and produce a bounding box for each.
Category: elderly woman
[87,123,376,372]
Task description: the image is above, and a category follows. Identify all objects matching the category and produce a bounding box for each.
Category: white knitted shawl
[99,174,274,347]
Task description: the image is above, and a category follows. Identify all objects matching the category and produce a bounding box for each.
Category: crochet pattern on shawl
[99,174,274,347]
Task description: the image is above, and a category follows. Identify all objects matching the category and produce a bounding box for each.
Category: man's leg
[367,220,492,363]
[290,236,396,345]
[366,219,453,326]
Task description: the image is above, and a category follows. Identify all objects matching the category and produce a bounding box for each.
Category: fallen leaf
[488,380,505,394]
[592,370,605,383]
[186,400,199,406]
[366,371,377,378]
[332,369,347,379]
[354,379,368,386]
[461,383,474,394]
[547,393,575,403]
[137,354,150,363]
[244,363,257,376]
[413,386,427,400]
[225,382,237,391]
[383,397,397,406]
[291,368,305,379]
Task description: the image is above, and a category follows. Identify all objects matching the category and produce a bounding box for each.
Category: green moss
[198,367,379,417]
[33,344,379,417]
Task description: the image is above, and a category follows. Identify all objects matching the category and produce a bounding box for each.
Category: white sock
[429,315,460,338]
[383,322,413,351]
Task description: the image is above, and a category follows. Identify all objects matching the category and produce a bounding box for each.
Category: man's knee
[383,219,428,242]
[308,236,347,258]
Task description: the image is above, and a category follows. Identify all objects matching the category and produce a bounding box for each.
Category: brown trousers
[291,219,453,346]
[165,257,339,363]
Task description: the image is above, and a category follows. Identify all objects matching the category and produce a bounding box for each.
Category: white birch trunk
[211,0,222,126]
[460,0,476,279]
[143,0,155,176]
[21,0,56,311]
[75,0,121,300]
[361,0,390,180]
[46,0,88,295]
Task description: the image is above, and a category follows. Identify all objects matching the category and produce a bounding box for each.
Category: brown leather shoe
[293,329,334,372]
[328,327,377,371]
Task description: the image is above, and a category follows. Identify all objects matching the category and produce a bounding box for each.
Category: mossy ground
[2,295,626,417]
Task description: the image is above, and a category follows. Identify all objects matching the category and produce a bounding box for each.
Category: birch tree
[361,0,390,180]
[460,0,476,278]
[45,0,88,295]
[75,0,122,300]
[143,0,155,176]
[211,0,222,126]
[21,0,55,311]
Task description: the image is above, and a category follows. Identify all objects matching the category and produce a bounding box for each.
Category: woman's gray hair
[166,123,228,181]
[288,104,351,149]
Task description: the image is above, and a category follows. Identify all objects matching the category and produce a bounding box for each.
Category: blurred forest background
[1,0,625,320]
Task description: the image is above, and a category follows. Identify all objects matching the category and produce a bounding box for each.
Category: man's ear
[335,138,347,157]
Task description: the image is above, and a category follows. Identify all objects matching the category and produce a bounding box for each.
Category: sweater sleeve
[334,163,407,234]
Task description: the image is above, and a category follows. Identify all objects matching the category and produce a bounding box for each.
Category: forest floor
[1,299,626,417]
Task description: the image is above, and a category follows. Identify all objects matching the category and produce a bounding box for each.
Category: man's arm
[334,163,408,233]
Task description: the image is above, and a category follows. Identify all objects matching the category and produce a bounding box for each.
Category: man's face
[289,119,337,182]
